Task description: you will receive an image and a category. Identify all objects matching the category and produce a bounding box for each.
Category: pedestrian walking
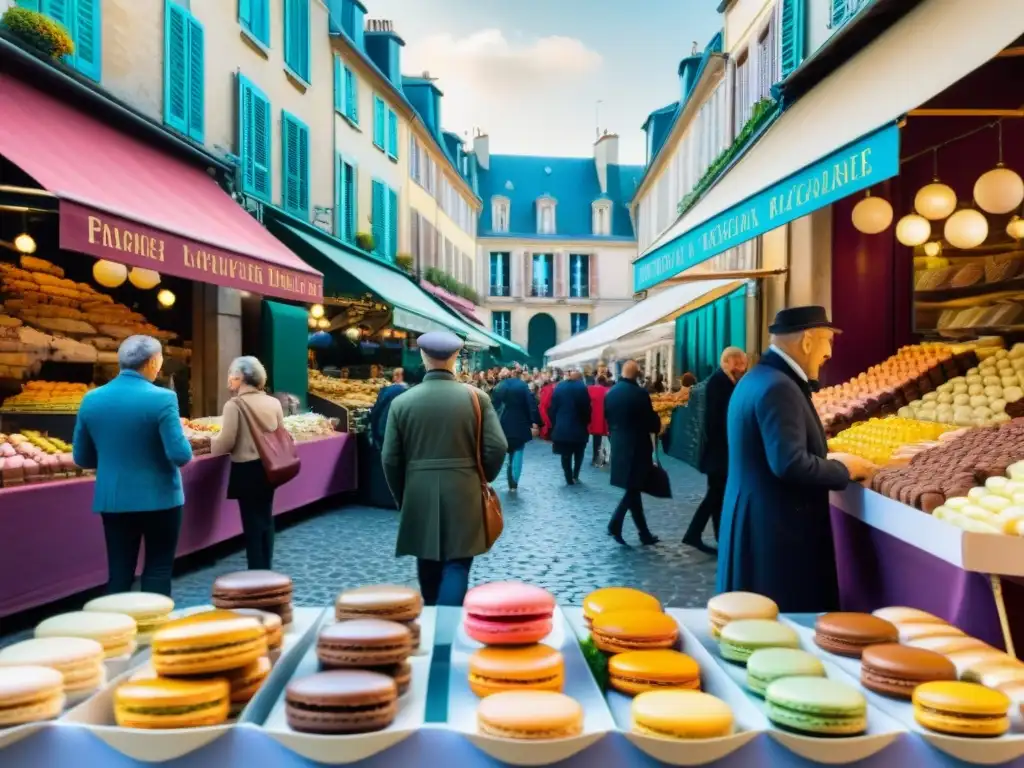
[72,335,193,597]
[538,374,556,439]
[604,360,661,547]
[549,370,592,485]
[587,374,610,467]
[368,368,408,448]
[383,332,507,606]
[491,368,540,491]
[210,356,286,570]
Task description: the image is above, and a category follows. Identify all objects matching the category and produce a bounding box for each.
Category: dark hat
[417,331,464,360]
[768,305,841,335]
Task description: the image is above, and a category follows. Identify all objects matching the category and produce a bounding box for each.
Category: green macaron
[718,619,800,665]
[746,648,826,697]
[765,677,867,736]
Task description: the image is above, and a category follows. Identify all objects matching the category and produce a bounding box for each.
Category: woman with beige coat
[211,356,284,569]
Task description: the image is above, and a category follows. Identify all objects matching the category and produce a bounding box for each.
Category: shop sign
[60,201,322,303]
[633,123,900,292]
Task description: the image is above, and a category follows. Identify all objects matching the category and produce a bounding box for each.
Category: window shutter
[780,0,802,78]
[387,187,398,260]
[373,97,385,148]
[830,0,847,28]
[251,85,271,199]
[187,16,205,143]
[334,56,342,112]
[15,1,41,10]
[335,154,343,238]
[344,162,357,242]
[345,68,358,122]
[387,109,398,158]
[239,0,252,30]
[73,0,101,80]
[589,253,599,298]
[299,0,310,81]
[42,0,70,34]
[371,179,386,257]
[283,115,298,213]
[297,121,309,215]
[554,252,566,298]
[163,2,188,134]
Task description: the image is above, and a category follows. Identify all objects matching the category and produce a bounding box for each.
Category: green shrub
[355,231,375,252]
[395,253,414,273]
[1,7,74,60]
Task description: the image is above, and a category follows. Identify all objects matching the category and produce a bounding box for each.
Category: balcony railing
[489,284,511,297]
[531,282,553,298]
[569,286,590,299]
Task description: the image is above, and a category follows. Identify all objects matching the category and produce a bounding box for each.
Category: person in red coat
[538,375,557,440]
[587,374,610,466]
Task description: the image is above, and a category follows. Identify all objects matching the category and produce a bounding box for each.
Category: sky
[368,0,723,165]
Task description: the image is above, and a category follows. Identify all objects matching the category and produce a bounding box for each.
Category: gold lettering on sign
[87,215,166,263]
[768,147,875,221]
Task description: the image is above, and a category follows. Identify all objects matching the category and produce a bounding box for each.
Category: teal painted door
[527,313,557,365]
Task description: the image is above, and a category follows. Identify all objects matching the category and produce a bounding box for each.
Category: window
[568,254,590,299]
[164,1,204,143]
[283,0,310,83]
[24,0,101,80]
[536,199,556,235]
[491,197,509,233]
[829,0,869,30]
[333,57,359,124]
[238,0,269,47]
[386,108,399,160]
[735,50,752,133]
[592,202,611,236]
[492,311,512,340]
[779,0,806,78]
[489,253,510,297]
[282,112,310,218]
[531,254,553,298]
[756,19,777,101]
[237,74,271,201]
[335,155,357,243]
[570,313,589,335]
[371,179,397,260]
[373,95,386,150]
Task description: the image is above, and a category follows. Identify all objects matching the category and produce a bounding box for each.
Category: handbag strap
[466,385,486,483]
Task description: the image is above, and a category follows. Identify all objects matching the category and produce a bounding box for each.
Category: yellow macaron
[35,611,138,659]
[631,690,733,739]
[913,681,1010,737]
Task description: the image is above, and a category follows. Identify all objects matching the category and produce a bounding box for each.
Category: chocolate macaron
[213,571,293,625]
[335,585,423,649]
[286,670,397,734]
[317,620,413,668]
[861,644,957,699]
[814,613,898,658]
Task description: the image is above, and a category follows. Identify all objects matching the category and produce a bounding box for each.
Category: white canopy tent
[605,321,675,359]
[547,344,608,370]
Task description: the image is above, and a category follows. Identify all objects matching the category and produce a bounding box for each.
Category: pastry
[151,617,266,676]
[631,690,733,739]
[212,570,293,625]
[0,666,65,726]
[897,622,965,644]
[860,644,957,699]
[950,263,985,288]
[114,678,230,729]
[813,612,898,657]
[766,677,867,736]
[707,591,779,638]
[476,691,583,740]
[463,582,556,646]
[607,650,700,696]
[285,670,398,734]
[985,254,1022,283]
[317,619,412,668]
[905,635,991,655]
[947,647,1017,677]
[582,587,661,628]
[468,644,564,697]
[745,648,825,697]
[590,610,679,654]
[962,661,1024,688]
[718,619,799,665]
[83,592,174,645]
[913,681,1010,737]
[35,610,137,659]
[0,637,105,699]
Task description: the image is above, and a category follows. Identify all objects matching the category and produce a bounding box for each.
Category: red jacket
[538,382,555,439]
[587,384,609,436]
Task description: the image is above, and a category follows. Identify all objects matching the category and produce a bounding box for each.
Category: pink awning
[420,279,484,325]
[0,76,321,302]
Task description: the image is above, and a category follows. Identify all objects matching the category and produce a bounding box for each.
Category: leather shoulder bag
[467,386,504,549]
[233,395,301,488]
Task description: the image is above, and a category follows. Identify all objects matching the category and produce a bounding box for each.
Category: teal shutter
[334,154,343,237]
[41,0,70,30]
[371,180,386,257]
[74,0,101,80]
[780,0,806,78]
[284,0,310,82]
[337,159,356,243]
[386,109,398,159]
[373,96,385,149]
[186,16,204,142]
[282,113,309,217]
[163,2,188,134]
[387,187,398,260]
[344,67,358,123]
[239,0,269,46]
[15,1,41,10]
[830,0,847,28]
[333,56,342,112]
[239,0,252,29]
[238,76,271,200]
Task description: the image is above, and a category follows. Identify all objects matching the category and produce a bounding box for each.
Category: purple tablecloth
[0,434,357,617]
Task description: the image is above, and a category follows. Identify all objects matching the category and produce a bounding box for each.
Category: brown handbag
[467,386,503,549]
[233,395,301,488]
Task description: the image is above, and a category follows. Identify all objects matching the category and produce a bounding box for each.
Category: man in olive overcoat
[383,331,507,606]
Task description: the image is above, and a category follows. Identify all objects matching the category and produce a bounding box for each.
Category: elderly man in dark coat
[604,360,661,546]
[383,332,507,606]
[368,368,407,448]
[549,370,592,485]
[491,368,540,491]
[716,307,874,612]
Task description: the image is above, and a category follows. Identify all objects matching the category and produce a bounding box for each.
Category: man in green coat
[382,331,508,606]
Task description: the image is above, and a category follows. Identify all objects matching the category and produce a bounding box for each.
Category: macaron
[83,593,174,644]
[707,592,779,638]
[608,650,700,696]
[476,691,583,740]
[130,656,272,715]
[114,678,230,729]
[374,661,412,696]
[591,610,679,654]
[469,644,565,697]
[718,619,799,665]
[317,619,412,668]
[0,666,65,726]
[212,571,293,625]
[872,607,945,625]
[813,612,898,657]
[913,681,1010,737]
[631,690,733,739]
[463,582,556,646]
[0,637,106,698]
[897,622,965,644]
[335,584,423,622]
[152,617,267,676]
[35,611,137,659]
[765,677,868,736]
[860,644,957,699]
[582,587,662,627]
[745,648,825,697]
[229,609,284,654]
[286,670,398,734]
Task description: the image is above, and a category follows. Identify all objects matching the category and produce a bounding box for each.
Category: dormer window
[492,195,510,233]
[536,196,556,235]
[592,200,612,236]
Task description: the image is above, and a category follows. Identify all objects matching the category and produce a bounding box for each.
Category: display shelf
[915,277,1024,303]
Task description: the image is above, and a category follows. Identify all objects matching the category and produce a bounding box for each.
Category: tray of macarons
[782,607,1024,765]
[446,581,615,767]
[674,593,907,765]
[563,587,766,767]
[242,583,431,765]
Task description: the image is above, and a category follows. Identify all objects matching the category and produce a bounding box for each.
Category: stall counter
[0,433,357,617]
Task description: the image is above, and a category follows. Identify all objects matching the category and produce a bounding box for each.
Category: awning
[545,279,740,360]
[548,345,608,370]
[419,280,486,325]
[276,223,495,349]
[0,76,322,303]
[633,0,1024,292]
[606,322,676,358]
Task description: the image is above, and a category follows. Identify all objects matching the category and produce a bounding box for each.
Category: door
[527,312,557,365]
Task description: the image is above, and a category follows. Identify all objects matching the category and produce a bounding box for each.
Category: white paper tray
[246,607,435,765]
[563,607,763,766]
[448,605,613,766]
[57,606,324,763]
[783,615,1024,765]
[674,609,905,764]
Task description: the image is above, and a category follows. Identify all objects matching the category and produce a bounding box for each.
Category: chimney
[364,18,405,86]
[593,131,619,194]
[473,132,490,171]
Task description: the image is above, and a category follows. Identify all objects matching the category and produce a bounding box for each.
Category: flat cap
[417,331,463,360]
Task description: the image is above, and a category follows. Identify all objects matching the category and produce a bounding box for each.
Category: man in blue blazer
[73,335,193,597]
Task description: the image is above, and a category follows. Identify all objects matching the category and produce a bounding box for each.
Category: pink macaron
[463,582,556,645]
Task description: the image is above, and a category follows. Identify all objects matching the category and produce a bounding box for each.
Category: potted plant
[1,7,74,60]
[355,232,375,252]
[395,253,414,273]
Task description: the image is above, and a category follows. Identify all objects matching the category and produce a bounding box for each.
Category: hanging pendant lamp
[851,190,893,234]
[975,121,1024,215]
[914,149,957,221]
[944,206,989,250]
